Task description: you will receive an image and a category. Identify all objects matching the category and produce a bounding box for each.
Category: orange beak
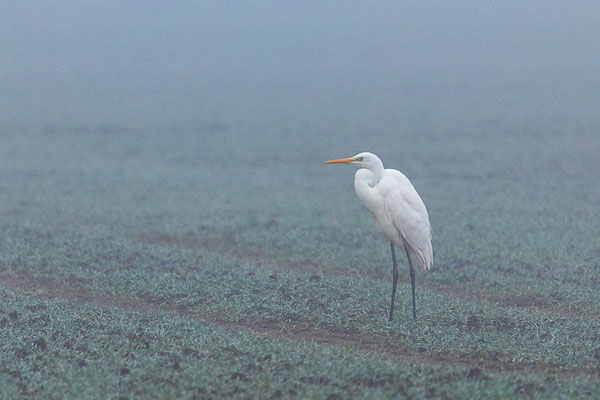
[323,157,354,164]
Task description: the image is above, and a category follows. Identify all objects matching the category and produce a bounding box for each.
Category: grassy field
[1,115,599,398]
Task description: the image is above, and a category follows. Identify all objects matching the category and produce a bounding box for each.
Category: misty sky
[1,1,599,130]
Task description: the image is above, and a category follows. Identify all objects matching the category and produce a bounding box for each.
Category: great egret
[324,152,432,321]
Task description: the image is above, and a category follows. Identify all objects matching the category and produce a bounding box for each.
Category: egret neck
[353,155,385,217]
[355,155,384,188]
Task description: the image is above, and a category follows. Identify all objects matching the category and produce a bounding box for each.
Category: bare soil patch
[0,271,160,313]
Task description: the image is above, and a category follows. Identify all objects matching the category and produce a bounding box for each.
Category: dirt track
[1,270,596,380]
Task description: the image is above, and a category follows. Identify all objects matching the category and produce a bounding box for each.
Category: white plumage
[356,168,433,271]
[324,152,433,320]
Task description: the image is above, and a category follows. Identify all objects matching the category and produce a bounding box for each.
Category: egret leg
[389,242,399,322]
[405,247,417,321]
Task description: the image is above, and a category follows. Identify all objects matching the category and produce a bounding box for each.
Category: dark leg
[405,247,417,320]
[389,242,399,322]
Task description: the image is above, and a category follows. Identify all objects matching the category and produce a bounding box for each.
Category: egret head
[323,152,383,170]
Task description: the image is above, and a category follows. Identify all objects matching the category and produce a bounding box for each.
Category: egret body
[324,152,432,321]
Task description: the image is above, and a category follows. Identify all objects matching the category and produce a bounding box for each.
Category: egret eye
[356,157,364,161]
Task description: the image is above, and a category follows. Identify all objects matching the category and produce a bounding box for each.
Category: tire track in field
[1,270,597,380]
[139,233,600,320]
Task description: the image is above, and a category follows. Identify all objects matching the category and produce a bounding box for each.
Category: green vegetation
[2,286,597,399]
[1,120,599,398]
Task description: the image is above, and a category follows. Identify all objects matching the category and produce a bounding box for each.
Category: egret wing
[382,171,433,270]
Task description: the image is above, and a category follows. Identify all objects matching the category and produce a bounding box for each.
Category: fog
[2,1,598,135]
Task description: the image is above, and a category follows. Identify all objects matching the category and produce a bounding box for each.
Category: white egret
[324,152,432,321]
